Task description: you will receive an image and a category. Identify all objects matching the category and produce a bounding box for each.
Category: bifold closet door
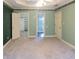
[12,13,20,39]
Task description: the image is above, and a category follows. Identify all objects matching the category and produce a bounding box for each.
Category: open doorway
[37,13,45,38]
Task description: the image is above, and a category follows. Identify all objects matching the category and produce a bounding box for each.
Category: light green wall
[28,10,55,36]
[45,11,55,36]
[56,3,75,45]
[29,11,37,36]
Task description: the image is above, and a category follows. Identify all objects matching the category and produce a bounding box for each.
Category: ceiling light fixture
[35,0,46,7]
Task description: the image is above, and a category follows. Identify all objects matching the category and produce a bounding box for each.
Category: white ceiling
[4,0,74,10]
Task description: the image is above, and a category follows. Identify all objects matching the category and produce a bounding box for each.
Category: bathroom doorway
[37,13,45,38]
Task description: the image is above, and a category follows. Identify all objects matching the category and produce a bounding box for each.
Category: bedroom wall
[28,10,55,36]
[3,3,13,45]
[13,10,55,37]
[29,10,37,36]
[45,11,55,36]
[55,3,75,45]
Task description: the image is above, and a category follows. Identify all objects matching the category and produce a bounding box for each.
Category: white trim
[44,12,46,36]
[3,39,12,49]
[36,11,46,36]
[45,35,56,37]
[36,11,38,37]
[55,11,62,40]
[28,12,30,37]
[27,11,29,37]
[28,35,56,38]
[28,35,36,38]
[3,0,13,9]
[59,38,75,49]
[4,0,74,10]
[12,13,20,40]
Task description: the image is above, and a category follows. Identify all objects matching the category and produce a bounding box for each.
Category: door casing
[12,13,20,39]
[36,12,45,37]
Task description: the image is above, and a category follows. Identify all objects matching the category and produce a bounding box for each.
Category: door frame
[55,11,62,39]
[12,12,20,39]
[36,11,45,37]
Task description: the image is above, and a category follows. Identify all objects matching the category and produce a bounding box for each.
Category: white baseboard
[3,39,12,48]
[28,35,56,38]
[45,35,56,37]
[28,35,35,38]
[59,38,75,49]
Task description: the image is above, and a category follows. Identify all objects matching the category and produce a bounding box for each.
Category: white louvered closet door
[12,13,20,39]
[55,11,62,39]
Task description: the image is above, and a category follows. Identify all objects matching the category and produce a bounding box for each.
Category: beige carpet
[3,37,75,59]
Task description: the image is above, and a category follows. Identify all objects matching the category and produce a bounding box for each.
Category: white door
[12,13,20,39]
[55,11,62,39]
